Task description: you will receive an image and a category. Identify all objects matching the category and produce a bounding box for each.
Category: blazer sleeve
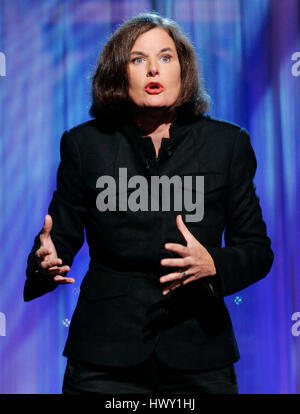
[205,128,274,297]
[24,130,86,302]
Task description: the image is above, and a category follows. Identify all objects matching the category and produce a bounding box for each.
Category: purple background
[0,0,299,393]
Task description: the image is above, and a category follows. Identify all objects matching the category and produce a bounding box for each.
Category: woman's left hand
[160,214,217,295]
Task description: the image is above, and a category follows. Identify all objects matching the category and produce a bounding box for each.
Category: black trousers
[62,353,238,394]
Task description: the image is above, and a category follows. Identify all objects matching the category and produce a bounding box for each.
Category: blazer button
[167,149,173,157]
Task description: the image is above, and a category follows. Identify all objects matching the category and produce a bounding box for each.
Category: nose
[146,59,159,77]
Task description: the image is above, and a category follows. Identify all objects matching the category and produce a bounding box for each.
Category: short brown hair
[89,12,210,122]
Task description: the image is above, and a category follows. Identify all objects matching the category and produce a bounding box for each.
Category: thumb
[40,214,53,243]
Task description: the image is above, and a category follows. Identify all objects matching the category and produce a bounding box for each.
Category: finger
[176,214,195,244]
[37,267,69,279]
[162,279,183,295]
[39,259,65,270]
[46,265,70,275]
[162,275,197,295]
[47,258,63,268]
[38,268,70,280]
[35,247,51,259]
[160,268,192,284]
[41,258,63,268]
[53,275,75,284]
[164,243,189,257]
[161,257,192,268]
[39,214,53,243]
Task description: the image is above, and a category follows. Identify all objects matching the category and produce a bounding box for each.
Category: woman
[25,13,274,394]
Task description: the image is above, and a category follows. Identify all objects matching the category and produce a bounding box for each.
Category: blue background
[0,0,299,393]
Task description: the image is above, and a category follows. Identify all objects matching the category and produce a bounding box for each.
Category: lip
[144,82,164,94]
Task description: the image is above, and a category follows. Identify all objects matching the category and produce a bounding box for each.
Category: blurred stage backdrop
[0,0,299,394]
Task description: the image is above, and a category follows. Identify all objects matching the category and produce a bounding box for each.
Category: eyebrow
[130,47,174,56]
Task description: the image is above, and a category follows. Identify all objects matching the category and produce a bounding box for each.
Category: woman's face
[127,27,181,110]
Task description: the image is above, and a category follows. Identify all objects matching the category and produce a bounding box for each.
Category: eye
[161,55,171,63]
[131,57,144,64]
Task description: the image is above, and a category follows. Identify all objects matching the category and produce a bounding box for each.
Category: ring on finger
[181,270,189,282]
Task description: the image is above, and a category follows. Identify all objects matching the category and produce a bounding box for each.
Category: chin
[142,100,175,110]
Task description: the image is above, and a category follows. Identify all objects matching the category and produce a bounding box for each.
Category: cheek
[128,68,142,88]
[168,65,181,90]
[170,70,181,97]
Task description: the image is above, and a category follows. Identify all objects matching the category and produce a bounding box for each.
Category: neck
[131,106,175,137]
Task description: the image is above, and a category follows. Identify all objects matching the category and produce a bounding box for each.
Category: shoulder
[67,119,100,137]
[189,115,251,154]
[197,114,248,136]
[200,116,256,166]
[62,118,116,149]
[60,119,122,169]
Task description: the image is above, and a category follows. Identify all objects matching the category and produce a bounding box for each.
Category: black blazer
[24,114,274,371]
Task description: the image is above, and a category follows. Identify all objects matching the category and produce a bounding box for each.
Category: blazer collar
[120,114,204,152]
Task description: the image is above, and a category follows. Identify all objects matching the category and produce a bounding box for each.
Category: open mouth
[145,82,164,94]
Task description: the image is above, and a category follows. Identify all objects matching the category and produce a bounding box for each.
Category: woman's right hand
[35,214,75,284]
